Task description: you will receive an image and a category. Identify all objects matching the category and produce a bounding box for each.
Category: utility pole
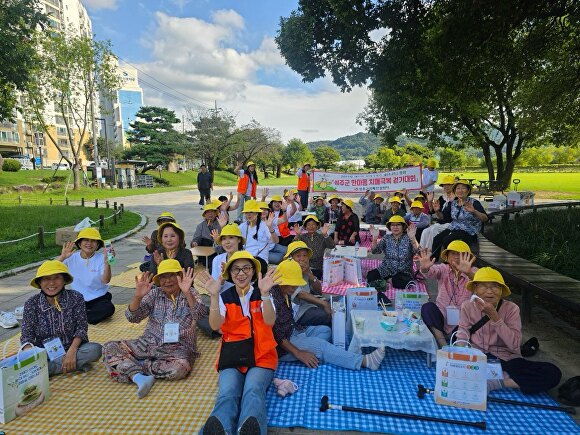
[90,89,101,188]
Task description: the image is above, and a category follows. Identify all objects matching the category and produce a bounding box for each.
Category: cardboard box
[55,226,79,246]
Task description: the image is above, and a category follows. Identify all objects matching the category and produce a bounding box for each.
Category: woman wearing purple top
[21,260,102,376]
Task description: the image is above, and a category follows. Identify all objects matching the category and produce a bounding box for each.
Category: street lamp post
[95,117,114,186]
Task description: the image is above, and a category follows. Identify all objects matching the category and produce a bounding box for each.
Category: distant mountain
[307,132,381,160]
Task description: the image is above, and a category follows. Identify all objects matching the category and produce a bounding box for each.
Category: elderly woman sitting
[150,222,194,274]
[283,241,331,327]
[367,215,419,291]
[457,267,561,394]
[334,199,360,246]
[432,179,488,260]
[191,201,227,272]
[418,241,477,347]
[292,215,335,279]
[103,259,208,398]
[21,260,102,376]
[359,191,385,224]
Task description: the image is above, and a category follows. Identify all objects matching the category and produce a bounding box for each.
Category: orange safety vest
[278,219,291,238]
[217,287,278,372]
[297,171,309,191]
[237,173,257,197]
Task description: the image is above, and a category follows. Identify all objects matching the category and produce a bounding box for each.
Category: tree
[25,31,119,189]
[438,147,466,172]
[123,106,184,173]
[517,147,554,167]
[254,142,285,178]
[277,0,579,189]
[185,108,237,173]
[0,0,47,121]
[313,145,341,170]
[282,138,313,171]
[365,147,400,170]
[231,120,282,172]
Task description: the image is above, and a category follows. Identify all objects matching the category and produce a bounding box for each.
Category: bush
[41,175,67,183]
[152,176,170,186]
[2,159,21,172]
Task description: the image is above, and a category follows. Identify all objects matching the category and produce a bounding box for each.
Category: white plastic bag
[74,217,93,231]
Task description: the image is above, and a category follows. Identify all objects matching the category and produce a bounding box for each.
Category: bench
[476,233,580,323]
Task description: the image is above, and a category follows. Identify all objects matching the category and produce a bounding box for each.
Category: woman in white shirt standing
[58,227,114,324]
[238,200,278,273]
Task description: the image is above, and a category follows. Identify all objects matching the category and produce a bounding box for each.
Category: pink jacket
[457,298,522,361]
[425,264,477,334]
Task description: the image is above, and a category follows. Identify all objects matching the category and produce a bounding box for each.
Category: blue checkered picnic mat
[266,348,579,434]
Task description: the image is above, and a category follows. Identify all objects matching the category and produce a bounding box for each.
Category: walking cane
[320,396,486,430]
[417,385,576,415]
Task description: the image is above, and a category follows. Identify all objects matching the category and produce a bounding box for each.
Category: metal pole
[90,89,100,188]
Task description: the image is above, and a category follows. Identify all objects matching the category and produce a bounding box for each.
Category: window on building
[34,132,45,147]
[57,127,67,136]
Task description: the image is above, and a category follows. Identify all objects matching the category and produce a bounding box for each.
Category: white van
[51,162,69,170]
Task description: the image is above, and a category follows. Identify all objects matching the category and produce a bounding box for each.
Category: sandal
[520,337,539,357]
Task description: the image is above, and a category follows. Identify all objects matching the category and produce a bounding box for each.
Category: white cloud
[83,0,118,10]
[136,10,369,142]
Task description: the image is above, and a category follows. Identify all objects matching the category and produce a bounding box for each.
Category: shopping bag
[345,287,377,342]
[435,337,487,411]
[330,296,346,349]
[0,343,50,423]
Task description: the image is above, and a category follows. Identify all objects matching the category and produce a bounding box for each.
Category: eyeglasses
[231,265,254,276]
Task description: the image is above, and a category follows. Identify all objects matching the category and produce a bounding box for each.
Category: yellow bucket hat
[202,202,219,215]
[441,240,474,263]
[386,215,407,230]
[216,223,246,245]
[389,196,402,204]
[410,200,424,209]
[414,195,426,202]
[439,175,456,187]
[258,201,270,210]
[283,241,313,260]
[246,161,256,168]
[156,212,176,224]
[242,199,263,213]
[74,227,104,250]
[30,260,73,289]
[342,199,354,210]
[152,259,183,286]
[427,159,438,168]
[328,194,342,202]
[466,267,510,298]
[222,250,261,280]
[302,214,321,226]
[271,194,283,202]
[157,222,185,243]
[275,259,307,287]
[374,194,384,201]
[453,179,473,195]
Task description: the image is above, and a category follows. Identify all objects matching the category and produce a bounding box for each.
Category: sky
[83,0,371,143]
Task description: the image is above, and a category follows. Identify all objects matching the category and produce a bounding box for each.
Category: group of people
[17,163,562,435]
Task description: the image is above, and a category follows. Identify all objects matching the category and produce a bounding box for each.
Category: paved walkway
[0,187,578,431]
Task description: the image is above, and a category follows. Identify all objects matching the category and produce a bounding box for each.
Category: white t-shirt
[422,168,439,193]
[239,222,272,262]
[63,251,108,301]
[211,252,235,292]
[287,202,302,224]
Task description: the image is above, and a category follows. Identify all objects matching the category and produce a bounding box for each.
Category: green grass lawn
[439,171,580,199]
[0,205,141,272]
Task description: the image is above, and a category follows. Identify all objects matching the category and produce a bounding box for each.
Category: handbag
[217,316,256,371]
[391,271,415,289]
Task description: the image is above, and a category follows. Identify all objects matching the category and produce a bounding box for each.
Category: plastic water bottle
[354,241,360,256]
[105,240,116,265]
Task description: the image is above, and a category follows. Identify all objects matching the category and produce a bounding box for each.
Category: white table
[348,309,437,367]
[190,246,216,271]
[328,245,368,258]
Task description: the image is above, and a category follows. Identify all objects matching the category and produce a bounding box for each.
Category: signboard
[35,157,41,167]
[311,166,423,194]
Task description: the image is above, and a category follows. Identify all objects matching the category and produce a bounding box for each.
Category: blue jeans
[279,325,363,370]
[268,243,287,265]
[207,366,274,435]
[237,195,251,221]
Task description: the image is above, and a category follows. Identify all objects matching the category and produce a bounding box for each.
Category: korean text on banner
[435,345,487,411]
[311,166,423,194]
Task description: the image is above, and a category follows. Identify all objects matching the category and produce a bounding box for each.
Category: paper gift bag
[345,287,377,341]
[0,344,50,424]
[330,296,346,349]
[435,344,487,411]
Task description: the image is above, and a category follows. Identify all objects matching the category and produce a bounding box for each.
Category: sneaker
[0,311,19,329]
[520,337,539,357]
[13,306,24,320]
[239,417,260,435]
[203,416,225,435]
